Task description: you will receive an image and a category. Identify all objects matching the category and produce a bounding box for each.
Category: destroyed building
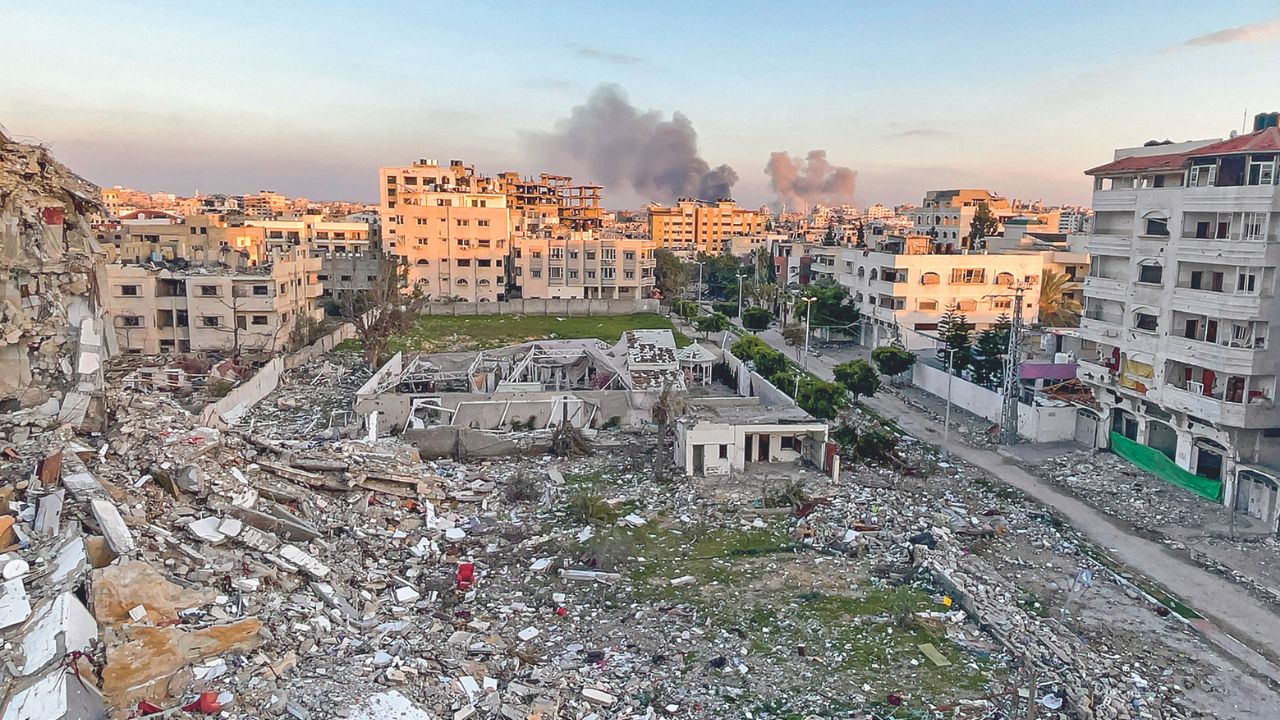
[0,129,108,428]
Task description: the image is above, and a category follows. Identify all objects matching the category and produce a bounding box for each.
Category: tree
[698,251,747,300]
[936,303,972,372]
[695,312,729,339]
[782,324,807,358]
[730,335,787,378]
[967,201,999,246]
[335,253,425,369]
[712,301,738,317]
[650,382,687,480]
[871,345,917,379]
[970,316,1010,388]
[672,299,700,320]
[654,249,689,301]
[833,359,880,399]
[796,377,849,420]
[804,280,859,337]
[1039,269,1082,327]
[742,306,773,330]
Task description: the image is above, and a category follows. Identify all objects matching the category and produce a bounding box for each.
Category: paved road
[738,324,1280,683]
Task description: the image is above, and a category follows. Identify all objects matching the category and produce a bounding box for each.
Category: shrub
[713,301,738,317]
[504,471,541,502]
[568,488,619,525]
[833,360,880,399]
[672,299,700,319]
[742,306,773,330]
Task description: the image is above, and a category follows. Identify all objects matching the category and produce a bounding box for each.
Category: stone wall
[418,298,660,317]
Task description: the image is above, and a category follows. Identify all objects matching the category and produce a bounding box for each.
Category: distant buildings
[379,160,511,302]
[512,231,656,300]
[648,199,766,256]
[1073,114,1280,526]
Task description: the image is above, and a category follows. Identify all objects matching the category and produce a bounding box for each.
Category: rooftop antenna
[1243,108,1249,134]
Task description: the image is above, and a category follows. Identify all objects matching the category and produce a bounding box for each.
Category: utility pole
[1000,284,1025,445]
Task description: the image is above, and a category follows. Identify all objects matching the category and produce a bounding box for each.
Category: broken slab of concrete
[0,577,31,631]
[100,618,262,708]
[90,561,215,627]
[88,499,133,555]
[0,665,107,720]
[226,503,321,542]
[13,592,98,677]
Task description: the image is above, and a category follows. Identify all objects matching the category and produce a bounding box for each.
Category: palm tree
[650,382,687,480]
[1039,269,1082,327]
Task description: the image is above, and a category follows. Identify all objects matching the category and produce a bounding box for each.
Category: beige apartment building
[96,214,267,264]
[241,190,292,218]
[380,160,510,302]
[649,199,766,256]
[99,249,322,356]
[513,231,656,299]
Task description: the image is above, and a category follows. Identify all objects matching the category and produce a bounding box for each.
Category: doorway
[757,435,770,462]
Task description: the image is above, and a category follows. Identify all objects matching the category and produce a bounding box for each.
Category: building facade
[1074,119,1280,526]
[380,160,510,302]
[99,250,322,356]
[512,231,655,299]
[649,199,765,256]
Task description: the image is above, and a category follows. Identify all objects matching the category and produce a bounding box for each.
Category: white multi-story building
[1074,118,1280,526]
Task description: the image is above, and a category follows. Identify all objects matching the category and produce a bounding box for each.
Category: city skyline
[3,2,1278,208]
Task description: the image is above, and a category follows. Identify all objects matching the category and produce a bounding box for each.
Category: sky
[3,1,1279,209]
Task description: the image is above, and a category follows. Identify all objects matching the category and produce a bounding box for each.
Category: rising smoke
[764,150,857,211]
[524,85,738,203]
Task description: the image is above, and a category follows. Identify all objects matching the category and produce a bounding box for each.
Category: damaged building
[355,329,834,477]
[0,130,108,429]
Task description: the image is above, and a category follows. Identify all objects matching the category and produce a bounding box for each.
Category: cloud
[888,128,954,139]
[1170,17,1280,50]
[567,42,643,66]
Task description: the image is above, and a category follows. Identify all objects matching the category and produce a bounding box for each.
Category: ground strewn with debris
[5,346,1278,719]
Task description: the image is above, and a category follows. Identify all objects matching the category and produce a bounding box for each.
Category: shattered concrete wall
[0,129,107,419]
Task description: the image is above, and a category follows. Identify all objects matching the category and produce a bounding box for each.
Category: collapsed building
[0,130,108,429]
[355,329,835,477]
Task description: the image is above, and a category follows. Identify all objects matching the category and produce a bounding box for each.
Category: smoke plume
[764,150,857,210]
[524,85,738,203]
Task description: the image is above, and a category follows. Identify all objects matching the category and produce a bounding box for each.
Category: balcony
[1078,316,1124,343]
[1091,190,1137,212]
[1161,384,1278,428]
[1083,234,1133,256]
[1170,288,1264,318]
[1082,276,1129,301]
[1076,358,1116,387]
[1165,335,1272,376]
[1180,184,1280,213]
[1174,237,1273,265]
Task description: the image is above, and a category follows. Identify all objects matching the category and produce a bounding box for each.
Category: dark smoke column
[765,149,857,211]
[523,84,738,203]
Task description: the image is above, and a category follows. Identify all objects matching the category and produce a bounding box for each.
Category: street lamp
[798,295,816,369]
[736,273,747,319]
[942,345,960,452]
[693,260,706,306]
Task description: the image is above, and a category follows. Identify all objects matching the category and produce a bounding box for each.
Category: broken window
[199,284,219,296]
[118,315,142,327]
[252,315,268,325]
[1134,312,1158,332]
[119,284,140,296]
[1144,218,1169,237]
[1137,264,1163,284]
[200,316,221,327]
[949,268,985,284]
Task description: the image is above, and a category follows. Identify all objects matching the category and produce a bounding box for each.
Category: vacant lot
[387,312,690,352]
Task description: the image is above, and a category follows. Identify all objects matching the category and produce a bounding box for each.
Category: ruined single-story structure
[674,398,830,475]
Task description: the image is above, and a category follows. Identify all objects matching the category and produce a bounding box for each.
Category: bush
[208,379,234,398]
[742,306,773,330]
[833,360,880,399]
[504,471,541,502]
[872,345,917,378]
[795,377,849,419]
[672,299,700,319]
[713,301,738,317]
[568,488,619,525]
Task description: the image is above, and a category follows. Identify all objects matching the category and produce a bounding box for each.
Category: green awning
[1110,432,1223,502]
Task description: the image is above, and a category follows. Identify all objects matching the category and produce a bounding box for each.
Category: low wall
[911,361,1077,443]
[720,349,795,407]
[199,321,357,428]
[418,298,660,317]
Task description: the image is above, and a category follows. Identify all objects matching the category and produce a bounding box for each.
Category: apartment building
[380,160,510,302]
[648,199,766,256]
[247,218,380,299]
[98,248,322,356]
[807,233,1079,348]
[512,230,655,300]
[1074,116,1280,526]
[95,214,267,265]
[241,190,291,218]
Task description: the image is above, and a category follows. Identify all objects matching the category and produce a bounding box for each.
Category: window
[457,259,471,267]
[200,316,221,328]
[992,298,1012,310]
[920,272,940,285]
[602,248,617,261]
[569,250,579,260]
[531,270,542,279]
[1238,272,1258,293]
[477,259,492,267]
[532,251,542,259]
[1190,270,1225,292]
[253,285,269,295]
[251,315,268,325]
[1243,212,1266,241]
[918,299,938,311]
[568,270,579,280]
[199,284,219,296]
[1248,156,1276,186]
[586,250,596,260]
[456,219,470,227]
[477,219,491,227]
[1137,263,1163,284]
[279,283,287,294]
[955,298,977,312]
[340,275,352,281]
[624,270,635,280]
[950,268,986,284]
[993,272,1015,286]
[624,251,636,261]
[550,247,564,259]
[719,444,728,459]
[549,267,563,279]
[118,315,142,327]
[586,270,597,280]
[602,267,616,279]
[1134,312,1158,332]
[1189,164,1216,187]
[1144,217,1169,237]
[119,284,140,296]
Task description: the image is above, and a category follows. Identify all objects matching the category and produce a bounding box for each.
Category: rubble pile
[237,354,372,441]
[0,345,1262,719]
[1,130,107,422]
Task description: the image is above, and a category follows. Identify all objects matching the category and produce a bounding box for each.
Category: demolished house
[0,130,108,432]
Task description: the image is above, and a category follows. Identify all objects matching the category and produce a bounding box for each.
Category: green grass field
[386,312,691,353]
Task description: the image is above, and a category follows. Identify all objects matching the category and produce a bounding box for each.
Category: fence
[417,298,660,317]
[911,361,1077,443]
[199,321,357,428]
